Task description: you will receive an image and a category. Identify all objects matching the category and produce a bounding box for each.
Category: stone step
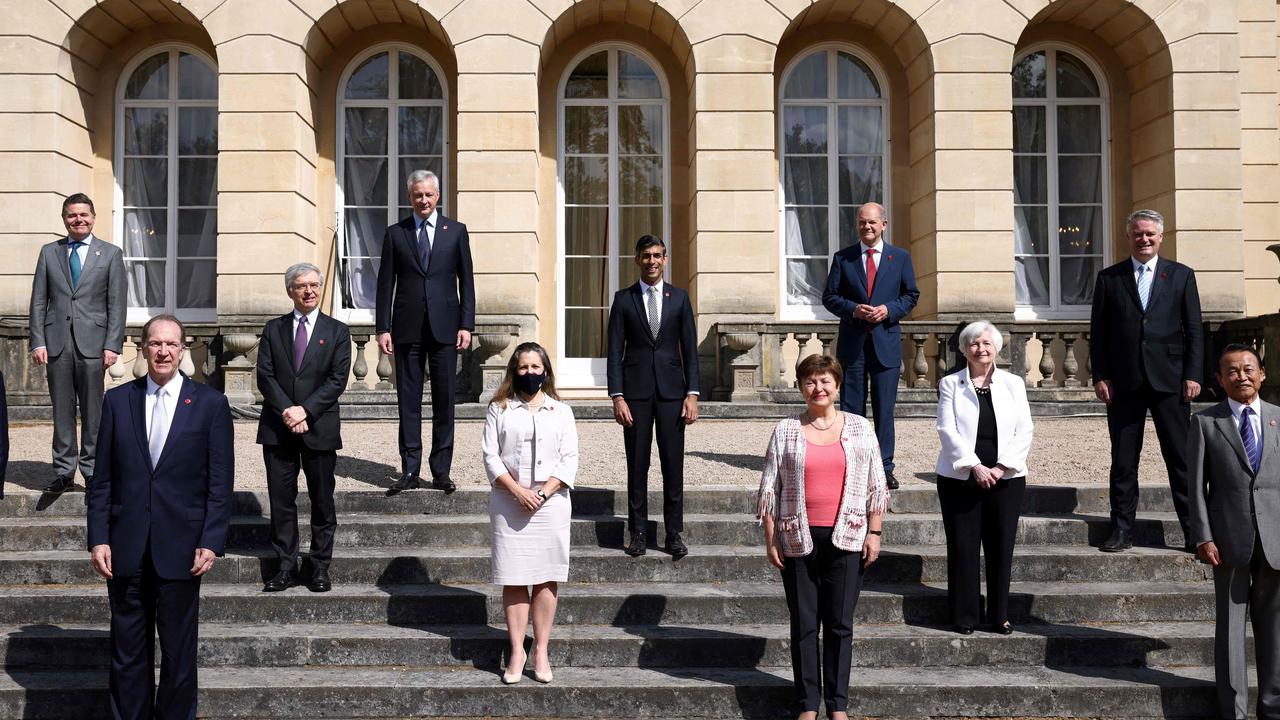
[0,621,1236,671]
[0,580,1216,626]
[0,664,1231,718]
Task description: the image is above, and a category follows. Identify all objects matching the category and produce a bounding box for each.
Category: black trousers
[106,549,202,720]
[263,442,337,574]
[1105,383,1191,535]
[394,339,457,479]
[623,396,684,533]
[937,475,1025,627]
[781,526,864,715]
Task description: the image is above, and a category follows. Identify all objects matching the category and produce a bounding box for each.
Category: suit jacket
[86,376,235,580]
[935,367,1035,480]
[255,312,352,451]
[606,282,700,401]
[375,214,475,346]
[29,235,126,357]
[1188,399,1280,570]
[1089,257,1203,394]
[822,243,920,366]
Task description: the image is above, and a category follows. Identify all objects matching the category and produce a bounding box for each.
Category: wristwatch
[536,490,547,500]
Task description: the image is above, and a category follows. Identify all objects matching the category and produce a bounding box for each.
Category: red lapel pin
[319,339,325,345]
[1270,419,1276,427]
[442,225,449,231]
[664,292,671,298]
[1160,272,1168,280]
[184,398,191,405]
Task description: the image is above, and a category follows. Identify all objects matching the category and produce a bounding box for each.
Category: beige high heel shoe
[533,653,553,683]
[502,649,526,685]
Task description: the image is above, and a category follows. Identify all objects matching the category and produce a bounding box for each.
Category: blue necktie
[1136,264,1151,311]
[68,241,84,288]
[1241,407,1260,473]
[418,220,431,271]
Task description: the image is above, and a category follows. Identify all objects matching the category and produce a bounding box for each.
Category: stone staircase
[0,483,1248,718]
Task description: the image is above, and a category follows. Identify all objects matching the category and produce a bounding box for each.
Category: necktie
[418,220,432,271]
[1136,264,1151,311]
[149,387,168,467]
[1241,407,1260,473]
[69,241,84,288]
[294,315,308,370]
[865,248,878,299]
[647,285,660,338]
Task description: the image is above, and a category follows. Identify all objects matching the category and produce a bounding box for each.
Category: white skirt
[489,486,571,585]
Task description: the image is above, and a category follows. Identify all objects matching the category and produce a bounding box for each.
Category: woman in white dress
[482,342,578,685]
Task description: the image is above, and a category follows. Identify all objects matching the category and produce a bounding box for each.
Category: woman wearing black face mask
[481,342,579,685]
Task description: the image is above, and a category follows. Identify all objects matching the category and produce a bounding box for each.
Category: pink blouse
[804,440,846,527]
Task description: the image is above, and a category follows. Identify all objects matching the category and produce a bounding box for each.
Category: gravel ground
[4,416,1169,493]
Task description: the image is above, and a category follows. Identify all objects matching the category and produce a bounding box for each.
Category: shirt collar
[68,234,93,247]
[1131,255,1159,274]
[859,239,885,255]
[146,372,183,397]
[1228,396,1263,422]
[293,307,320,326]
[642,279,664,294]
[415,210,438,232]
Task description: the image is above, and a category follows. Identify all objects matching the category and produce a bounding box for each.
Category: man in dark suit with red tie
[1091,208,1203,552]
[823,202,921,489]
[376,170,475,495]
[256,263,351,593]
[87,314,234,720]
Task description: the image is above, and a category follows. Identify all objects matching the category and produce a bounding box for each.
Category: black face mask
[514,372,546,397]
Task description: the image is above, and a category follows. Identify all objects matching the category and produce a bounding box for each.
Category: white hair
[284,262,324,289]
[958,320,1003,354]
[406,169,440,192]
[1126,208,1164,233]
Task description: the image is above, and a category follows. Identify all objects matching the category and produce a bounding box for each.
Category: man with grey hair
[1090,208,1203,553]
[376,170,475,495]
[255,262,351,592]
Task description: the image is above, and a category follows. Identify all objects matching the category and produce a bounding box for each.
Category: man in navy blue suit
[87,314,234,720]
[823,202,920,489]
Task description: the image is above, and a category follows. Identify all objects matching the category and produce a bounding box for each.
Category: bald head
[855,202,888,247]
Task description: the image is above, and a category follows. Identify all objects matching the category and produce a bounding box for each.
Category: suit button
[65,316,71,321]
[537,460,543,466]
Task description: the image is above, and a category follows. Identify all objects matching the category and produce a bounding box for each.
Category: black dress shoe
[263,571,297,592]
[991,621,1013,635]
[386,473,421,496]
[43,476,74,494]
[953,624,974,635]
[625,532,647,557]
[1099,528,1133,553]
[307,569,332,593]
[666,532,688,559]
[431,475,457,494]
[884,470,899,490]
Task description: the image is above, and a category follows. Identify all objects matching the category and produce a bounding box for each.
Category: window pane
[1057,52,1100,98]
[783,207,828,257]
[345,52,389,99]
[838,106,883,155]
[341,256,379,310]
[176,259,216,308]
[1060,256,1100,305]
[1012,51,1046,98]
[1014,156,1047,205]
[565,51,608,99]
[836,52,879,99]
[786,258,828,306]
[1015,206,1048,255]
[399,106,444,155]
[782,106,827,153]
[618,50,661,99]
[1058,105,1101,153]
[619,105,662,155]
[345,107,388,155]
[784,157,827,205]
[619,156,662,204]
[1015,256,1050,305]
[124,108,167,156]
[126,52,169,100]
[838,156,883,206]
[565,157,608,204]
[126,260,166,307]
[838,207,860,249]
[565,106,608,154]
[617,258,641,289]
[565,308,607,358]
[124,159,167,207]
[178,107,217,155]
[1013,106,1045,153]
[566,257,608,306]
[177,209,217,257]
[344,207,388,258]
[565,206,608,256]
[123,209,168,257]
[1059,206,1103,255]
[398,52,442,99]
[783,52,827,99]
[177,158,217,206]
[1059,156,1101,203]
[177,52,217,99]
[344,158,389,207]
[620,206,662,248]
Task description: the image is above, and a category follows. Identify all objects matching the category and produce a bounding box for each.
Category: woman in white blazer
[935,320,1034,635]
[482,342,578,685]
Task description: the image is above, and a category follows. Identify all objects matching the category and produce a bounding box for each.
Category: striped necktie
[1136,264,1151,311]
[1241,407,1260,473]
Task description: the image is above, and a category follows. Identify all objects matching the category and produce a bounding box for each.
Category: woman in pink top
[756,354,888,720]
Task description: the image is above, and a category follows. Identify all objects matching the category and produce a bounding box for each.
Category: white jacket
[934,367,1034,480]
[482,395,579,489]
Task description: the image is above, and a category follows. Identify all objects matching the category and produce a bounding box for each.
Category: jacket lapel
[54,239,74,290]
[154,377,197,471]
[1144,257,1169,313]
[1120,261,1144,312]
[297,314,331,375]
[656,286,678,341]
[278,313,298,376]
[630,283,655,344]
[1259,401,1280,476]
[72,236,104,297]
[851,246,870,301]
[129,378,150,469]
[1213,406,1253,475]
[426,216,450,272]
[402,220,427,276]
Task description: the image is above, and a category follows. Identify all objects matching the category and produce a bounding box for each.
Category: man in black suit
[256,263,351,593]
[87,314,234,720]
[1090,208,1203,552]
[607,235,700,559]
[376,170,475,495]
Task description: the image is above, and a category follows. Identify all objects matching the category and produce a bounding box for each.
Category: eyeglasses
[291,282,322,292]
[145,341,184,351]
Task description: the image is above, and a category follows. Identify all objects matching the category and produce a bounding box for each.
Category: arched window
[115,46,218,322]
[558,46,668,382]
[779,46,889,319]
[337,45,447,317]
[1012,46,1109,317]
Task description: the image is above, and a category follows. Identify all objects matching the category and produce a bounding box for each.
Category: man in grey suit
[1189,343,1280,720]
[28,193,126,494]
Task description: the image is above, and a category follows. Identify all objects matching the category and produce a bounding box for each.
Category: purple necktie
[418,220,431,271]
[294,315,308,370]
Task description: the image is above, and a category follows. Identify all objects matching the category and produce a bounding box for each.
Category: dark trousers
[1213,539,1280,720]
[839,337,899,473]
[47,346,104,479]
[781,526,864,715]
[1105,383,1191,535]
[623,396,684,533]
[394,340,457,479]
[106,550,202,720]
[263,442,337,574]
[937,475,1025,627]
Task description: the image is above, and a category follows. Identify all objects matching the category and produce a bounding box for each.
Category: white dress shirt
[1228,396,1263,448]
[1131,255,1158,283]
[145,372,183,437]
[415,210,438,249]
[292,307,320,345]
[67,235,92,265]
[642,279,663,326]
[859,239,885,273]
[482,395,579,489]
